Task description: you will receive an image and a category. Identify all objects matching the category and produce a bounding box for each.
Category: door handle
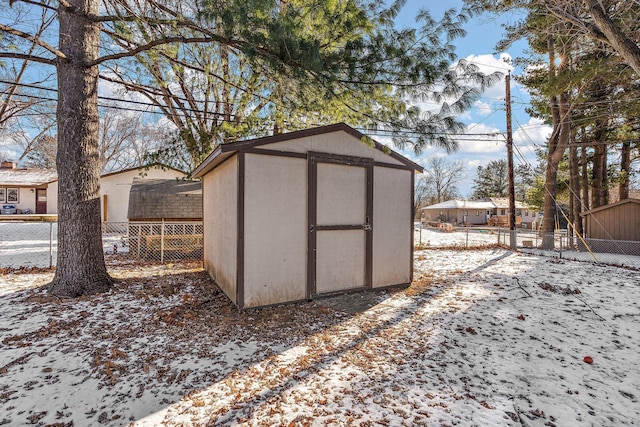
[363,223,372,231]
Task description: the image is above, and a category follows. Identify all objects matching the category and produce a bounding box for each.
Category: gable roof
[580,198,640,217]
[100,162,186,179]
[192,123,423,178]
[0,168,58,187]
[127,178,202,220]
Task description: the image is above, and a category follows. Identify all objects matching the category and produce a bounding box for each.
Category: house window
[0,188,5,203]
[464,210,468,216]
[501,209,506,215]
[7,188,18,203]
[525,209,529,217]
[476,210,480,216]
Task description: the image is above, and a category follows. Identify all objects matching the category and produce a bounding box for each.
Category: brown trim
[410,171,415,283]
[242,147,308,159]
[307,154,318,299]
[365,163,374,289]
[372,160,415,171]
[237,152,245,308]
[316,224,365,231]
[309,151,373,166]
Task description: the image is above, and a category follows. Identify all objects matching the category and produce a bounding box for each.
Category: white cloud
[473,100,492,116]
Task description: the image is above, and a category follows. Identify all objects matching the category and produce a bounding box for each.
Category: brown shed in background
[192,123,423,309]
[580,198,640,241]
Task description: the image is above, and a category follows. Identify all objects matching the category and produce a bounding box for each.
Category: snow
[1,247,640,426]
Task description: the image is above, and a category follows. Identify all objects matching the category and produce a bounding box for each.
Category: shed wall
[243,154,307,307]
[586,202,640,241]
[372,167,412,287]
[264,132,404,166]
[203,156,238,304]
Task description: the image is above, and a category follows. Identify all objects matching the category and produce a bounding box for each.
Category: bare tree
[421,157,465,204]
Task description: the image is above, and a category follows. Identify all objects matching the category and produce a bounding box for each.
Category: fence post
[160,219,165,263]
[466,226,469,248]
[49,222,53,268]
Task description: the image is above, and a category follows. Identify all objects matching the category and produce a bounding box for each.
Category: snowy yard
[1,248,639,426]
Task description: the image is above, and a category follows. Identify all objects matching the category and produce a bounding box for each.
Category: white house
[2,162,186,221]
[0,161,57,214]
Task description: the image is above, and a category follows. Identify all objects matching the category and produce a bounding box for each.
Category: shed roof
[127,178,202,220]
[580,198,640,217]
[0,168,58,187]
[192,123,423,178]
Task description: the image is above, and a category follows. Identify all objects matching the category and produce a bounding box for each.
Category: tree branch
[0,24,66,59]
[0,52,56,66]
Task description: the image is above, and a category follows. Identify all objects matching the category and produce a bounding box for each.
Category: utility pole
[506,71,517,249]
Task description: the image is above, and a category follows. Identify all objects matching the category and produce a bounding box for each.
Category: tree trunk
[569,136,583,238]
[581,142,590,212]
[48,0,114,297]
[619,141,631,200]
[591,142,607,208]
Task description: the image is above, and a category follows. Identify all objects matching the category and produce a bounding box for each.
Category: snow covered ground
[1,248,639,426]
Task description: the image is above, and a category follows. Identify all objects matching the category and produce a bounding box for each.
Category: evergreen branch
[0,52,56,66]
[0,24,66,60]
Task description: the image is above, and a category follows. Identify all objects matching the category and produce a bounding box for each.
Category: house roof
[421,198,536,211]
[100,162,185,179]
[0,168,58,187]
[127,178,202,220]
[46,163,186,184]
[489,197,530,209]
[580,198,640,217]
[420,200,496,210]
[192,123,424,178]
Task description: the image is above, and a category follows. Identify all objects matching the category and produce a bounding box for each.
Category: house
[420,197,539,228]
[0,161,57,214]
[420,199,495,225]
[47,163,186,223]
[126,178,203,260]
[580,199,640,254]
[193,123,423,309]
[488,198,539,229]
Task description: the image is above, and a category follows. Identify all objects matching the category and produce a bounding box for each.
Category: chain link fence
[0,219,203,269]
[414,223,640,269]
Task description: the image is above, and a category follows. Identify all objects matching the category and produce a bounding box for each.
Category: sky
[0,0,552,197]
[394,1,552,197]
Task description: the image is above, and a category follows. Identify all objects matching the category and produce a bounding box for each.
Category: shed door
[308,153,373,297]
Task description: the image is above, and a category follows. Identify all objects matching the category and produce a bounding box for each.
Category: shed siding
[264,132,404,166]
[373,167,411,287]
[203,156,238,304]
[587,202,640,241]
[243,154,307,307]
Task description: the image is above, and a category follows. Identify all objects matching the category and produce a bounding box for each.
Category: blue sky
[393,1,551,197]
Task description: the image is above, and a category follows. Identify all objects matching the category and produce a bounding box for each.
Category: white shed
[193,123,423,309]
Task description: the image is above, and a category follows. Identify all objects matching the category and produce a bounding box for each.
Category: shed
[127,178,203,260]
[580,198,640,243]
[193,123,423,309]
